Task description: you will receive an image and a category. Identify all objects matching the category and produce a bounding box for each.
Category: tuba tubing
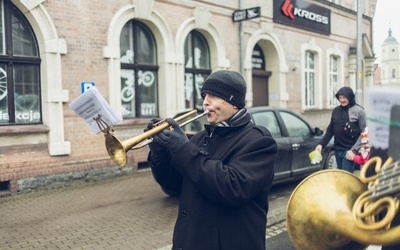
[104,109,208,167]
[286,169,400,250]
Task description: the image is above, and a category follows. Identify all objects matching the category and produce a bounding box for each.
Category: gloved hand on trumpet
[146,118,189,157]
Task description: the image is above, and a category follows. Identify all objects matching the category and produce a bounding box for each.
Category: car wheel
[324,150,337,169]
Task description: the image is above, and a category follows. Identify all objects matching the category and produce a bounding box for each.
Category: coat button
[203,140,208,146]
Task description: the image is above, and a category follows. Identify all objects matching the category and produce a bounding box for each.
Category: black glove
[153,118,189,155]
[145,118,167,156]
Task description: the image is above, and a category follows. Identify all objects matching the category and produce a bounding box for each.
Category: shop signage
[273,0,331,35]
[0,110,41,122]
[81,81,95,94]
[232,7,261,22]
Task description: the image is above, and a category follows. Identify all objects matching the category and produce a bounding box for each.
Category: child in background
[346,128,370,166]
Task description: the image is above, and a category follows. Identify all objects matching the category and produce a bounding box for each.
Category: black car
[175,107,336,185]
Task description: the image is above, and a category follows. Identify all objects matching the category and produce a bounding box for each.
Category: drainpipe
[239,0,244,75]
[356,0,363,105]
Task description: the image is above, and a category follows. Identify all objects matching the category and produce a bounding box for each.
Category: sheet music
[366,88,400,151]
[69,86,122,134]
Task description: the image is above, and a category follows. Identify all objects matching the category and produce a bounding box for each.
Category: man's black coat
[149,113,277,250]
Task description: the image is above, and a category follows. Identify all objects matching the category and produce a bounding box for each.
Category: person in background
[315,86,367,173]
[146,70,277,250]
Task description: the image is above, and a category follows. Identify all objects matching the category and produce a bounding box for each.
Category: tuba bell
[286,157,400,250]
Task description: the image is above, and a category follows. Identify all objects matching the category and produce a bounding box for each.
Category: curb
[267,208,286,227]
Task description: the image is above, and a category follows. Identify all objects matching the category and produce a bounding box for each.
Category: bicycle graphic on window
[120,70,154,102]
[0,67,7,101]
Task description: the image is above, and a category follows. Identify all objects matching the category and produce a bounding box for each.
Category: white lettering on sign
[232,7,260,22]
[141,103,156,116]
[293,8,329,24]
[0,110,41,121]
[0,110,9,121]
[233,10,246,22]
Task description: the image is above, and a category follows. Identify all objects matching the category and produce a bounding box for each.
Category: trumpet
[104,109,209,167]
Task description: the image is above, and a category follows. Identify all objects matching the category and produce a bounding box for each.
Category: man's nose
[203,95,209,105]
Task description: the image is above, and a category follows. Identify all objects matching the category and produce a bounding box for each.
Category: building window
[304,51,316,108]
[392,69,396,78]
[120,20,158,118]
[184,31,211,110]
[0,0,41,125]
[329,55,339,107]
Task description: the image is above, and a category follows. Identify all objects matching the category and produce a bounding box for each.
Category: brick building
[0,0,376,195]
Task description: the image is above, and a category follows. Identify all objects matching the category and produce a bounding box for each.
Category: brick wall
[0,0,374,196]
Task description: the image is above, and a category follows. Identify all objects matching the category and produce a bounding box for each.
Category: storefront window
[252,44,265,70]
[0,1,5,55]
[14,65,40,123]
[0,0,41,125]
[120,20,158,118]
[184,31,211,110]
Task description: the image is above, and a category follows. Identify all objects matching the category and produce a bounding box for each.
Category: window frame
[0,0,41,125]
[304,50,316,108]
[119,20,159,119]
[328,55,339,107]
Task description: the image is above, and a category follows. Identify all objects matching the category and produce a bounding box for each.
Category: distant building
[380,28,400,87]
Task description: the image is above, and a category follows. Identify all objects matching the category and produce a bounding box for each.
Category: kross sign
[232,7,261,22]
[273,0,331,35]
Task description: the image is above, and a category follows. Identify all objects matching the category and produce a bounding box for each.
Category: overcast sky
[373,0,400,64]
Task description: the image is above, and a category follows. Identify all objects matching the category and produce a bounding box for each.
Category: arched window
[120,20,158,118]
[184,31,211,110]
[0,0,40,125]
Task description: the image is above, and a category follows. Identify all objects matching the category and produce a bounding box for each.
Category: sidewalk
[0,169,382,249]
[0,170,289,250]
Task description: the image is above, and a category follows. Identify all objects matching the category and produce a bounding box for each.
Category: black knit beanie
[201,70,247,109]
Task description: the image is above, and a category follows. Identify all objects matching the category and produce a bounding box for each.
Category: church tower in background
[380,27,400,86]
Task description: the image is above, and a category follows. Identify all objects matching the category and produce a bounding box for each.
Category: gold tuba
[104,109,209,167]
[286,157,400,250]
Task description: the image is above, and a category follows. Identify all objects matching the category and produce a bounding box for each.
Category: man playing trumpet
[146,70,277,250]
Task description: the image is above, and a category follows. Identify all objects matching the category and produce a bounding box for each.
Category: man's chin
[207,117,216,125]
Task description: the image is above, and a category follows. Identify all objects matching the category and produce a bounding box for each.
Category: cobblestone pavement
[0,171,294,250]
[266,221,287,239]
[0,170,384,249]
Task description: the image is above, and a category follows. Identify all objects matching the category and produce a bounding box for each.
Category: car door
[251,110,292,181]
[278,110,322,176]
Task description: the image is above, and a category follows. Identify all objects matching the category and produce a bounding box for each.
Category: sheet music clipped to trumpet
[69,86,122,134]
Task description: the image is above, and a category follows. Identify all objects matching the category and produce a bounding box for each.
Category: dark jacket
[149,112,277,250]
[319,87,367,151]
